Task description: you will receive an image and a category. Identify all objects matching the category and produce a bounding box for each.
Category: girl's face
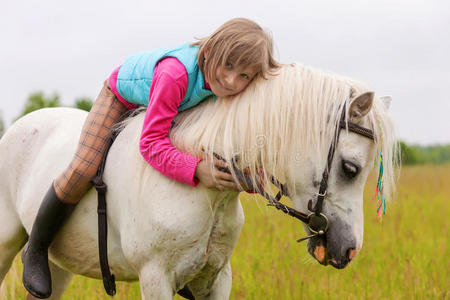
[207,62,257,97]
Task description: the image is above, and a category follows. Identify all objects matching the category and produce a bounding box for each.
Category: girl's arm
[139,58,201,186]
[139,58,237,190]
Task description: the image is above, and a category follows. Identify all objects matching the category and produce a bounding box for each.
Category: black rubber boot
[177,285,195,300]
[22,184,76,299]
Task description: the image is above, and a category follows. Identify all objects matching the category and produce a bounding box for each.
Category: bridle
[220,103,375,243]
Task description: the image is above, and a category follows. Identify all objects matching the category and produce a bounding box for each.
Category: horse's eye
[342,160,359,179]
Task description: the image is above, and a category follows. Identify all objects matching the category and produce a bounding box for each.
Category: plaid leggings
[53,81,129,204]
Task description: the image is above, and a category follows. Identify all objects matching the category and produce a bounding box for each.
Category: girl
[22,17,279,298]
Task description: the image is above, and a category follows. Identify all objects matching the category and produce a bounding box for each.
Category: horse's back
[0,107,86,229]
[0,107,86,168]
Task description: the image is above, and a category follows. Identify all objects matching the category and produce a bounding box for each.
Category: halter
[221,103,375,243]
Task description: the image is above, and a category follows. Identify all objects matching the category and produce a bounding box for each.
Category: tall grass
[1,165,448,299]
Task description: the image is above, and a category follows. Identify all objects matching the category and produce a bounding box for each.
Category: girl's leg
[22,81,129,298]
[54,81,129,203]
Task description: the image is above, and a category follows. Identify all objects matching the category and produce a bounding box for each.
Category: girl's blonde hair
[193,18,280,81]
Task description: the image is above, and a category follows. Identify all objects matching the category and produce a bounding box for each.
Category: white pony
[0,63,397,299]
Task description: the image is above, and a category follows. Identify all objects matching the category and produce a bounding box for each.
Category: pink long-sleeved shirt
[109,57,203,186]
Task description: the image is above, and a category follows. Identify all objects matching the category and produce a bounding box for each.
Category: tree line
[16,91,93,119]
[0,91,93,138]
[0,92,449,165]
[399,141,450,165]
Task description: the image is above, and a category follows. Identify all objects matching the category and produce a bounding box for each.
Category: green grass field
[1,165,448,299]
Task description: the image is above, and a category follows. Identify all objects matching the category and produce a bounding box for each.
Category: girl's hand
[195,157,239,191]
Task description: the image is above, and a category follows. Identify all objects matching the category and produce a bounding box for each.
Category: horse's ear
[349,91,374,123]
[379,96,392,110]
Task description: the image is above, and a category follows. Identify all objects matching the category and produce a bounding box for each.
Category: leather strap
[91,131,117,297]
[340,120,375,140]
[212,152,310,223]
[313,107,375,214]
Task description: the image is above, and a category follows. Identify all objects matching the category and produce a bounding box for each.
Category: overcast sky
[1,0,449,145]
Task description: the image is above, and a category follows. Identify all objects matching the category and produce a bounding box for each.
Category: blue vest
[116,43,214,112]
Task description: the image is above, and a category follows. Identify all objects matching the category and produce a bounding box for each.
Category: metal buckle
[315,191,327,197]
[297,213,329,243]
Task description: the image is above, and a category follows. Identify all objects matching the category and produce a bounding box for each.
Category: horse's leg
[187,261,232,300]
[47,261,74,299]
[0,207,28,284]
[139,262,173,300]
[188,196,243,300]
[206,262,232,300]
[25,261,73,300]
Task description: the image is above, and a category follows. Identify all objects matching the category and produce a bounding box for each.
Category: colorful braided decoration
[376,119,385,222]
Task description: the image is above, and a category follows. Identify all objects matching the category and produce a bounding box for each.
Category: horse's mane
[120,63,398,200]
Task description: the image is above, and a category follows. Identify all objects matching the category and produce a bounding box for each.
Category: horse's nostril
[347,248,357,260]
[314,246,326,263]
